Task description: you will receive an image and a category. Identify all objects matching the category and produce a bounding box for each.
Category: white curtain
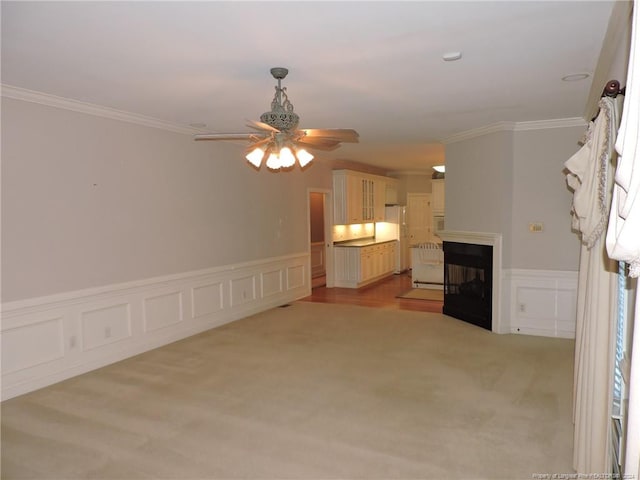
[565,95,621,473]
[606,0,640,475]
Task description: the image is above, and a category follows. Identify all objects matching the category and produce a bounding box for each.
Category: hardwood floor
[301,271,444,313]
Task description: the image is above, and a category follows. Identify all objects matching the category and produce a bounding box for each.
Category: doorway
[407,193,433,245]
[308,189,333,289]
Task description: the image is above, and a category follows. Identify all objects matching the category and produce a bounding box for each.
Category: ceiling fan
[194,67,359,171]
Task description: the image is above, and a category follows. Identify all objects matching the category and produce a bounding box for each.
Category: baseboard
[1,253,310,401]
[502,268,578,339]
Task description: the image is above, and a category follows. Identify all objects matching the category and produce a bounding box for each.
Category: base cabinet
[334,242,397,288]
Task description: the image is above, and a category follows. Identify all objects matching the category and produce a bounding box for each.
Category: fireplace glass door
[443,242,492,330]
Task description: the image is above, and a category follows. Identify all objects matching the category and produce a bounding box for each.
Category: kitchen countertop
[333,239,397,247]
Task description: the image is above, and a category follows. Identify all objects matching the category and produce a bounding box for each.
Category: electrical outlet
[69,335,77,349]
[519,303,526,313]
[105,326,112,339]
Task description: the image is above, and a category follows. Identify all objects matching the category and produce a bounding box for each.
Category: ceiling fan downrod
[261,67,299,131]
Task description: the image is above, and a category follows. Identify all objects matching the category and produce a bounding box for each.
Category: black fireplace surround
[442,241,492,331]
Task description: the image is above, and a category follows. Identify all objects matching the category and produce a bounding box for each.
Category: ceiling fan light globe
[279,147,296,168]
[266,152,281,171]
[246,147,265,167]
[295,148,314,167]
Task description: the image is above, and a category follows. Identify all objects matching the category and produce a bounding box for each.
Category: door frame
[307,188,334,288]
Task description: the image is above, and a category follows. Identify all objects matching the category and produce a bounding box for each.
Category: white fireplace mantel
[437,230,504,334]
[437,230,501,247]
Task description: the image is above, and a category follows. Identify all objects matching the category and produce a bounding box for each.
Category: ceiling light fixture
[442,52,462,62]
[243,68,314,170]
[562,73,590,82]
[195,68,358,172]
[245,139,314,171]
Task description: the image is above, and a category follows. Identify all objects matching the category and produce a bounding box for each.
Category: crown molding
[441,122,516,144]
[512,117,587,131]
[387,170,433,177]
[441,117,587,144]
[1,84,200,135]
[2,84,590,145]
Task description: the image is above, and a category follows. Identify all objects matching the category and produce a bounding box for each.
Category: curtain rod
[590,80,626,122]
[601,79,626,98]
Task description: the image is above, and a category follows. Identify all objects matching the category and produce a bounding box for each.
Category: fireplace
[442,241,493,330]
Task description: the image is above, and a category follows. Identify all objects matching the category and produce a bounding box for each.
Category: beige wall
[511,126,584,270]
[445,126,584,271]
[444,130,514,266]
[390,174,431,205]
[1,98,333,302]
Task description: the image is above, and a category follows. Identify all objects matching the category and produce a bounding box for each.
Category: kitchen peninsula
[333,239,397,288]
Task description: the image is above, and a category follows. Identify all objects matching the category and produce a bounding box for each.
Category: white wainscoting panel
[261,269,283,298]
[310,242,325,278]
[143,291,183,333]
[230,275,256,307]
[504,269,578,338]
[1,253,310,400]
[287,264,306,290]
[82,303,131,350]
[1,317,64,374]
[191,282,224,319]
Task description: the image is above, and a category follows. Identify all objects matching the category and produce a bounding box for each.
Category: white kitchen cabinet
[333,170,391,225]
[373,178,386,222]
[334,171,362,224]
[431,178,445,216]
[360,244,384,282]
[385,178,400,205]
[334,247,361,286]
[362,177,375,222]
[360,245,374,283]
[386,242,397,273]
[334,241,397,288]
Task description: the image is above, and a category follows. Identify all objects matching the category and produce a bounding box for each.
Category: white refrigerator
[383,205,410,273]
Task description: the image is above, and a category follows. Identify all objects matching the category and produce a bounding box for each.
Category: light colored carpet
[397,288,444,301]
[1,302,575,479]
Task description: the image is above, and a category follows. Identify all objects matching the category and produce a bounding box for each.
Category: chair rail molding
[1,253,310,401]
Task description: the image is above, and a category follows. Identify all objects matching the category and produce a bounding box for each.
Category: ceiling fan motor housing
[260,111,299,131]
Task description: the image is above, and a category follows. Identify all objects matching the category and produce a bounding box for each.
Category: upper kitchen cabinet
[333,170,389,225]
[333,170,363,224]
[431,178,445,216]
[385,178,400,205]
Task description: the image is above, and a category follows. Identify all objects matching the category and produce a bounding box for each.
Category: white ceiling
[1,1,614,173]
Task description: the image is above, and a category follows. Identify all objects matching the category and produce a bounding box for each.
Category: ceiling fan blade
[246,120,280,133]
[194,133,264,141]
[295,136,342,146]
[295,139,342,151]
[300,129,359,142]
[246,137,273,150]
